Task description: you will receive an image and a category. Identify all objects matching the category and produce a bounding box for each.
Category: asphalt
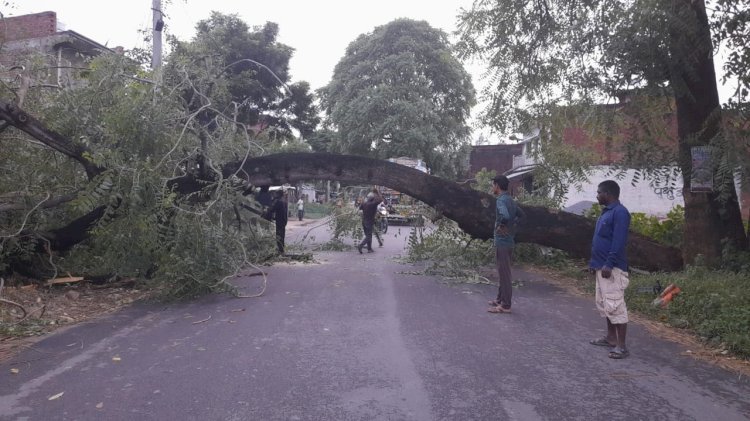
[1,219,748,420]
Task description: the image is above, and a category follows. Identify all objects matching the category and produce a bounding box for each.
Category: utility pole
[151,0,163,71]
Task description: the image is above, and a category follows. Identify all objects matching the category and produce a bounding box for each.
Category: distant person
[357,189,383,254]
[297,197,304,221]
[373,201,387,247]
[488,175,525,314]
[269,190,288,254]
[588,180,631,359]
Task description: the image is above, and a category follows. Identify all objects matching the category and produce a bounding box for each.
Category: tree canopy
[319,18,476,178]
[456,0,749,264]
[0,12,321,296]
[166,12,319,143]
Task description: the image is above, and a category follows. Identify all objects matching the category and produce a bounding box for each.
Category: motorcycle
[377,205,389,234]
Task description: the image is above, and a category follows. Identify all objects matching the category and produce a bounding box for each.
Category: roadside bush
[513,244,573,268]
[585,204,684,248]
[303,202,332,219]
[626,268,750,358]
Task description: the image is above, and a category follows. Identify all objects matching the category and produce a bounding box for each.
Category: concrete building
[0,11,121,87]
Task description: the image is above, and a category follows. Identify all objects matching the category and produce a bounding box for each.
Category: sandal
[487,305,511,314]
[590,337,616,347]
[488,300,500,306]
[608,347,630,359]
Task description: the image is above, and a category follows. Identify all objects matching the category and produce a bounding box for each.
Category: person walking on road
[488,175,524,314]
[357,189,383,254]
[297,197,304,221]
[269,190,288,254]
[588,180,632,359]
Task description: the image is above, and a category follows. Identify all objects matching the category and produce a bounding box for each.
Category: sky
[8,0,481,93]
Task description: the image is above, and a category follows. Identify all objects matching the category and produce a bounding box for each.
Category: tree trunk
[172,152,683,271]
[670,0,748,265]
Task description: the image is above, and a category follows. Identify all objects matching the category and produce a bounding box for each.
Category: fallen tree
[1,98,682,273]
[173,152,684,272]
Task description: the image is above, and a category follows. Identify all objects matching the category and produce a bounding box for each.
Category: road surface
[1,220,748,420]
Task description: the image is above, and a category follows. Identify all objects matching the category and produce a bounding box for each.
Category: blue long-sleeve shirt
[494,192,524,248]
[590,201,630,271]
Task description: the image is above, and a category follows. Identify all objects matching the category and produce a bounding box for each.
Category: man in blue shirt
[488,175,525,314]
[589,180,631,359]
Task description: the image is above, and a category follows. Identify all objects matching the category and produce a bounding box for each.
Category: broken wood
[192,315,212,324]
[46,276,85,286]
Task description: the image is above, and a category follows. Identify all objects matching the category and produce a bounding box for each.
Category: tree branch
[0,100,105,179]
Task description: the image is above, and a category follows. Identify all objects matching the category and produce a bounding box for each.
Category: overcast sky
[9,0,481,92]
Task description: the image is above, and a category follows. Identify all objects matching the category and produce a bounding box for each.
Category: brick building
[467,95,749,219]
[0,11,121,87]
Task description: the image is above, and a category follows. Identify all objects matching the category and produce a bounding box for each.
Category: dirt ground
[0,278,151,363]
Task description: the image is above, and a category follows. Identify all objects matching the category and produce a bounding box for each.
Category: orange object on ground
[651,283,681,307]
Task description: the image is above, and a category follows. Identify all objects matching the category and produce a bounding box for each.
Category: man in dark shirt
[357,189,383,254]
[269,190,288,254]
[589,180,631,359]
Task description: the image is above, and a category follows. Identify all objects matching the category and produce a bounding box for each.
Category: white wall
[564,167,684,217]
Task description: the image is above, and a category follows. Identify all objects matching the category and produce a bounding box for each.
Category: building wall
[0,11,57,42]
[1,12,119,88]
[564,167,684,217]
[467,144,524,180]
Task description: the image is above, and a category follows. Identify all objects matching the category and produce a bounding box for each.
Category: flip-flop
[487,305,511,314]
[590,337,616,347]
[608,347,630,359]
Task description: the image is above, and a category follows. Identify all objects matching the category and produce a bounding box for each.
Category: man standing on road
[588,180,632,359]
[297,197,304,221]
[488,175,524,314]
[269,190,288,255]
[357,189,383,254]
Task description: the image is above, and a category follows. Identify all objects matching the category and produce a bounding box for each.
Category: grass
[625,268,750,358]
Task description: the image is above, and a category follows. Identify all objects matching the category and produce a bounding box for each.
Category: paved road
[1,220,749,420]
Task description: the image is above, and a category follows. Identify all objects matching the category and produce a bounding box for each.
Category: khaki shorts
[595,267,629,324]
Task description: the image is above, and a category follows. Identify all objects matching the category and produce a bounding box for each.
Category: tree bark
[670,0,748,265]
[0,100,105,179]
[171,152,683,271]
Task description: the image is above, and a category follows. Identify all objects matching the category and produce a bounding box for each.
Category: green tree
[0,13,321,295]
[165,12,319,171]
[711,0,750,102]
[319,18,476,178]
[456,0,748,264]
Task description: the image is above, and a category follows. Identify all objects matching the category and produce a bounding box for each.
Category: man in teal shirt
[488,175,525,314]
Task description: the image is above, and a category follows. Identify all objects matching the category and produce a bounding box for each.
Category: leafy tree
[319,18,476,178]
[456,0,748,264]
[0,12,321,295]
[164,12,319,168]
[711,0,750,102]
